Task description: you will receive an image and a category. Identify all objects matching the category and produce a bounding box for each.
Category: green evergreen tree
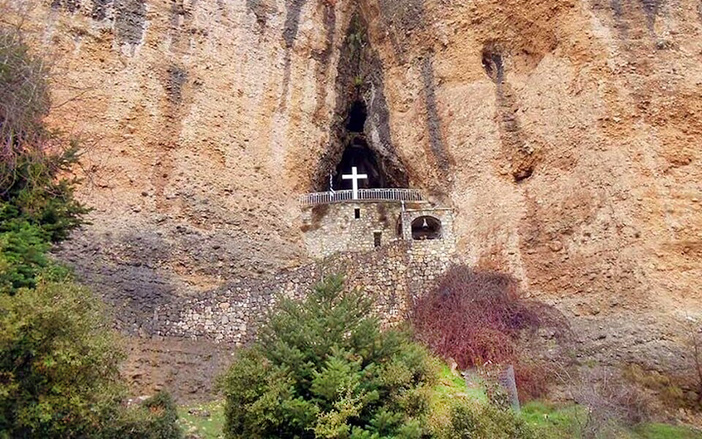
[221,275,436,439]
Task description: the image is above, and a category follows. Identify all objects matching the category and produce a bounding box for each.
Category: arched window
[411,216,442,240]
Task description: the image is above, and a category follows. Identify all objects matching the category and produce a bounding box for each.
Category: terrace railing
[300,188,424,207]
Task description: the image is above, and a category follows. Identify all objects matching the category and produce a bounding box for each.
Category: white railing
[300,188,424,207]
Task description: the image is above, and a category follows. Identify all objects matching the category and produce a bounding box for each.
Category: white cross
[342,166,368,200]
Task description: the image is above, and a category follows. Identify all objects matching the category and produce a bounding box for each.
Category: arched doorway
[411,216,442,240]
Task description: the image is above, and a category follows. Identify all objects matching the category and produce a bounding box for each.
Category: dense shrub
[438,401,536,439]
[221,275,436,439]
[413,266,546,368]
[0,280,183,439]
[106,392,183,439]
[0,280,123,437]
[412,266,567,400]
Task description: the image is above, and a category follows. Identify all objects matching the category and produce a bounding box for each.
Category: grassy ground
[178,399,702,439]
[178,400,225,439]
[522,400,702,439]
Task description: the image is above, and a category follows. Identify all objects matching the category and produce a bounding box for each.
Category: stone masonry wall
[302,202,405,259]
[150,238,455,345]
[301,201,455,260]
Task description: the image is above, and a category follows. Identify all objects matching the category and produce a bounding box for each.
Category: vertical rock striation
[9,0,699,379]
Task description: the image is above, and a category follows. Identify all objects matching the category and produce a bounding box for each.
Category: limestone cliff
[13,0,702,382]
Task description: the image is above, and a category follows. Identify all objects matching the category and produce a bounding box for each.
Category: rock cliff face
[16,0,702,378]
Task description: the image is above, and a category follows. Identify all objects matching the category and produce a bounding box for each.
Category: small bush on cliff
[0,280,183,439]
[412,266,565,399]
[221,275,436,439]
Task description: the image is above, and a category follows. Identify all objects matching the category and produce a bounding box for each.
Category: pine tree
[221,275,436,439]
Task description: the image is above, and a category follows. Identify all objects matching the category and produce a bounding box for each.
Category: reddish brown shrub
[412,266,538,367]
[412,266,567,399]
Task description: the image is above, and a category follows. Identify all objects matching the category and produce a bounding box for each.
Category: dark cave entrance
[311,13,410,193]
[333,137,389,190]
[332,99,383,190]
[346,101,367,132]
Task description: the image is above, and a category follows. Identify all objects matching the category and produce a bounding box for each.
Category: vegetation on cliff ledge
[0,24,182,438]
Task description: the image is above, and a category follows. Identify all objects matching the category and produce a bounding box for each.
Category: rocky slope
[12,0,702,391]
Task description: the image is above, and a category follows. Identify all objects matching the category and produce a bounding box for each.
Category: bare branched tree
[552,364,651,439]
[0,0,105,201]
[0,8,54,196]
[0,2,89,244]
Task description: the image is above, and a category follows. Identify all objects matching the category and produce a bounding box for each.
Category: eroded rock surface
[13,0,701,394]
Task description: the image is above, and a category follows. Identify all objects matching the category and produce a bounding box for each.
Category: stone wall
[302,202,405,258]
[301,201,455,259]
[151,238,456,345]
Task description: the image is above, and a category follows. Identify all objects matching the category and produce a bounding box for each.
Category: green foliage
[0,26,88,295]
[427,368,536,439]
[0,143,88,243]
[0,221,50,292]
[0,164,87,294]
[521,401,702,439]
[221,275,436,439]
[0,280,183,439]
[178,400,226,439]
[521,401,582,438]
[107,392,184,439]
[0,281,124,438]
[633,423,702,439]
[485,380,512,411]
[440,402,536,439]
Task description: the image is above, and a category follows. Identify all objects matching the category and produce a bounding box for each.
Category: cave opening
[333,137,391,190]
[346,101,367,132]
[312,12,409,194]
